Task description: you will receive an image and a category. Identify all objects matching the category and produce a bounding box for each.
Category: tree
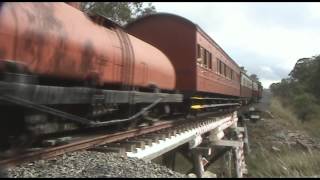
[250,74,259,82]
[289,57,314,83]
[288,56,320,98]
[240,66,247,74]
[309,55,320,99]
[271,54,320,122]
[81,2,156,26]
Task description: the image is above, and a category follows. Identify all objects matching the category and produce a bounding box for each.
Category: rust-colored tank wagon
[126,13,241,98]
[0,2,175,90]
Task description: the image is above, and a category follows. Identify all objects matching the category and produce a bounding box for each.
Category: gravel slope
[6,151,186,178]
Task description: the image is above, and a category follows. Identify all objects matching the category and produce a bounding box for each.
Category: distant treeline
[270,55,320,122]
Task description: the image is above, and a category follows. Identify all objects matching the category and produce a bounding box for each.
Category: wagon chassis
[0,81,183,125]
[0,79,243,126]
[0,79,242,154]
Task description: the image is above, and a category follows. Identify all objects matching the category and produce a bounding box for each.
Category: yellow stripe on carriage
[191,105,202,109]
[191,97,203,99]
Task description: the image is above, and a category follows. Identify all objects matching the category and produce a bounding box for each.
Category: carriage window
[226,66,230,79]
[197,44,201,58]
[219,61,223,75]
[197,45,203,65]
[220,61,225,76]
[208,53,212,69]
[230,69,233,80]
[203,50,207,68]
[225,64,227,77]
[201,47,205,59]
[222,63,225,76]
[201,47,205,66]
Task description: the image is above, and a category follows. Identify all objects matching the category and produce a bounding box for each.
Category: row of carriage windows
[196,44,235,81]
[196,44,212,69]
[241,76,253,88]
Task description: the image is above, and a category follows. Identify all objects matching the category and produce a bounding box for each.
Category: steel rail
[0,120,177,168]
[0,111,236,169]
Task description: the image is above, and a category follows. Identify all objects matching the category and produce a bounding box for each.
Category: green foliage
[292,93,317,121]
[270,55,320,122]
[250,74,259,82]
[81,2,156,26]
[270,98,300,128]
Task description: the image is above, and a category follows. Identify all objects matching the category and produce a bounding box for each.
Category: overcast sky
[152,2,320,88]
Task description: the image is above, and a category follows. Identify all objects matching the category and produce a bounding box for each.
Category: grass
[270,97,320,139]
[247,144,320,177]
[246,97,320,177]
[269,98,301,129]
[301,119,320,139]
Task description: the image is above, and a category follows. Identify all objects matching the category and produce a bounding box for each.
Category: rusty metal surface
[240,86,253,98]
[126,14,197,91]
[0,2,175,90]
[126,13,241,97]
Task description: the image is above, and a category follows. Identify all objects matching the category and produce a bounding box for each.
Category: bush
[270,54,320,123]
[292,93,317,122]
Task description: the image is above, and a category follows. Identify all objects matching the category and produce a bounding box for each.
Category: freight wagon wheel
[0,61,40,154]
[0,107,37,156]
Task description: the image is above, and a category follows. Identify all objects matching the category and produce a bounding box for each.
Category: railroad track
[0,111,238,169]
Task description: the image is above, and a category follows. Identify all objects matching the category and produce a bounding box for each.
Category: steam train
[0,2,262,150]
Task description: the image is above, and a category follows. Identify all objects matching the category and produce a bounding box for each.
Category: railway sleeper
[90,146,127,156]
[134,138,153,146]
[123,140,146,149]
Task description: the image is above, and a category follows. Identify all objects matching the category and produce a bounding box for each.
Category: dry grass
[247,145,320,177]
[301,119,320,139]
[269,98,301,129]
[270,97,320,139]
[247,97,320,177]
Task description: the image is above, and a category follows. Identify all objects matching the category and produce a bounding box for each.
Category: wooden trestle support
[189,111,248,178]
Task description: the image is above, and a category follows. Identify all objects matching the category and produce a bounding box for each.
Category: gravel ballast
[6,151,186,178]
